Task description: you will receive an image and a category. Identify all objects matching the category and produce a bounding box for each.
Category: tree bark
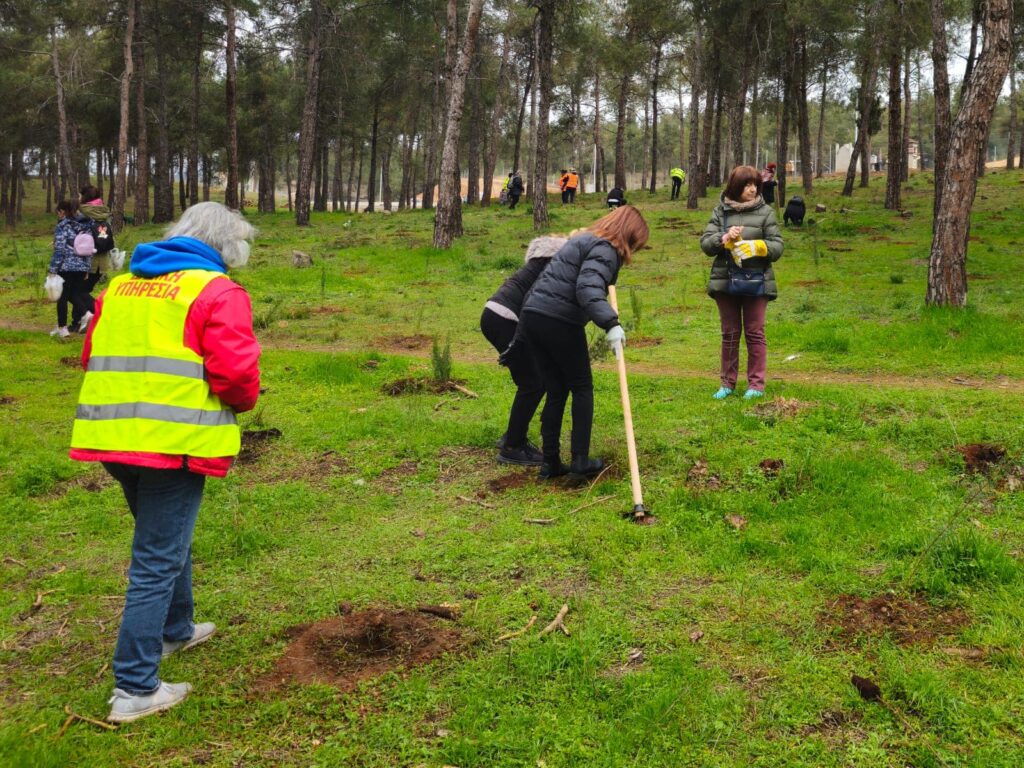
[885,6,903,211]
[640,79,649,191]
[133,0,149,224]
[433,0,484,247]
[748,70,759,168]
[111,0,135,231]
[512,49,534,177]
[530,0,554,231]
[797,32,813,193]
[345,140,356,211]
[614,70,630,190]
[697,60,716,197]
[294,0,323,225]
[778,43,794,207]
[152,15,173,224]
[686,33,704,209]
[1009,48,1018,170]
[902,45,911,180]
[366,102,380,212]
[929,0,952,216]
[224,2,239,209]
[815,63,828,178]
[51,28,75,199]
[728,56,750,172]
[648,42,662,193]
[187,12,203,207]
[709,87,723,187]
[481,17,512,206]
[926,0,1012,306]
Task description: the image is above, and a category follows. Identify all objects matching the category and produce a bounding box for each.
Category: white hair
[165,202,256,268]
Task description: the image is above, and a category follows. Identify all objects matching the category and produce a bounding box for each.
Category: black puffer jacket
[487,236,567,317]
[521,233,621,330]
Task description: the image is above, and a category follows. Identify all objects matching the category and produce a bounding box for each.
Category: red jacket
[69,277,261,476]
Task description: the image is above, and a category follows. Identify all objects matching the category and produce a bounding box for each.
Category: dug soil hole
[956,443,1005,475]
[821,593,968,648]
[486,472,533,493]
[237,427,282,464]
[257,609,465,693]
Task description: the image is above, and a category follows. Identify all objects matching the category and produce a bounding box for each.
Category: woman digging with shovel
[517,205,649,481]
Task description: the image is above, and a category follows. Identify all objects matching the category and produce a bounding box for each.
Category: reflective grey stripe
[76,402,236,426]
[88,356,206,380]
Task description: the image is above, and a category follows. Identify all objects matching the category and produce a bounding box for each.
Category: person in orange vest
[559,169,571,204]
[70,202,261,723]
[565,168,579,203]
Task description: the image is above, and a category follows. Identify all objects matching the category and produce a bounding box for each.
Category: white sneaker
[49,326,71,339]
[162,622,216,658]
[107,681,192,723]
[78,311,94,332]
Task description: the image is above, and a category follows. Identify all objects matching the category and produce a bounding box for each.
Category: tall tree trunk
[187,13,203,207]
[294,0,323,225]
[345,140,356,211]
[748,70,759,167]
[422,55,443,209]
[466,53,482,205]
[366,103,379,212]
[686,32,704,209]
[885,8,903,211]
[697,59,717,197]
[778,37,797,206]
[224,2,239,209]
[333,137,344,212]
[433,0,484,247]
[648,43,662,193]
[152,18,173,223]
[530,0,554,230]
[178,152,187,212]
[482,17,512,206]
[133,0,149,224]
[596,67,606,192]
[51,29,75,199]
[526,19,539,201]
[111,0,135,231]
[381,139,393,211]
[926,0,1012,306]
[709,88,723,187]
[614,70,630,189]
[640,81,649,190]
[729,55,751,171]
[6,152,19,228]
[902,46,911,180]
[202,154,211,201]
[1008,48,1018,170]
[815,62,828,178]
[797,32,813,193]
[512,56,534,176]
[313,131,325,211]
[97,149,104,195]
[930,0,952,216]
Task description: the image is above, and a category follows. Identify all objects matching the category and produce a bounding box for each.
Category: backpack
[90,220,115,254]
[73,231,97,257]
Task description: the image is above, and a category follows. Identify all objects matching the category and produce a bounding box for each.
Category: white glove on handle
[606,325,626,356]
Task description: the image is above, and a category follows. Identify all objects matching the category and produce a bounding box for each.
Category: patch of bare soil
[487,472,532,493]
[376,460,420,493]
[59,356,81,367]
[381,377,467,396]
[759,458,785,477]
[687,458,722,490]
[630,337,663,349]
[48,468,115,498]
[377,333,432,351]
[0,395,15,405]
[801,709,863,737]
[752,397,814,420]
[237,428,283,464]
[957,443,1006,475]
[240,450,353,486]
[821,593,969,647]
[256,609,465,693]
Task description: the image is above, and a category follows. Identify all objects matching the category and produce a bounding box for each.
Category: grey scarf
[723,195,764,212]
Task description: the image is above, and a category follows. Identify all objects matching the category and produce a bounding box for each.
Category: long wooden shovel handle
[607,286,644,508]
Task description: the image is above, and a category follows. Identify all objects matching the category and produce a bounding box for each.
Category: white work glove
[606,325,626,356]
[729,239,768,262]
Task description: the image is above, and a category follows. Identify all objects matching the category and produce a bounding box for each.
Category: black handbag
[720,209,766,297]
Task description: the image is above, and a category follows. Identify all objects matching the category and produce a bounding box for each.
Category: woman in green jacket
[699,165,784,400]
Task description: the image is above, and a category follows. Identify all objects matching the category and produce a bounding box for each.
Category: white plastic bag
[44,273,64,302]
[109,248,126,271]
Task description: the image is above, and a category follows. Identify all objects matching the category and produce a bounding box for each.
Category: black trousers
[520,311,593,460]
[671,177,682,200]
[508,192,521,209]
[56,271,92,329]
[481,308,544,449]
[566,188,576,203]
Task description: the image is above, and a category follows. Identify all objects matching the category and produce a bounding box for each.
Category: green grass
[2,173,1024,765]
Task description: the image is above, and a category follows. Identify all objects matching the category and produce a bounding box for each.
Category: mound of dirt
[752,397,814,420]
[237,428,282,464]
[687,458,722,490]
[487,472,532,493]
[0,396,15,405]
[957,443,1005,475]
[376,334,432,351]
[257,609,464,693]
[821,593,968,647]
[381,377,466,396]
[759,458,785,477]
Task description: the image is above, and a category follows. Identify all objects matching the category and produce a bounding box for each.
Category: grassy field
[2,172,1024,767]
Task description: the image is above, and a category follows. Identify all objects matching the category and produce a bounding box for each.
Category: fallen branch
[19,590,55,620]
[456,494,496,510]
[60,704,117,733]
[92,662,109,681]
[417,604,461,621]
[539,604,570,637]
[496,615,537,642]
[523,518,556,525]
[3,556,26,568]
[569,495,614,515]
[452,384,479,399]
[27,723,46,735]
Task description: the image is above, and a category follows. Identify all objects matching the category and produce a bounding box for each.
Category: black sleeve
[575,242,621,330]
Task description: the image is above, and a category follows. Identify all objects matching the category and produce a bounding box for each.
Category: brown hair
[586,204,649,264]
[724,165,762,201]
[57,199,77,217]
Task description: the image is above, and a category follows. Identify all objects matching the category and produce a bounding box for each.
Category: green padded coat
[699,195,784,300]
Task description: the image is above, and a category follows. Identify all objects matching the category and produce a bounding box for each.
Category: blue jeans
[103,462,206,694]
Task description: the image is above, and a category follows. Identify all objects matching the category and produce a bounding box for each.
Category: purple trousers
[714,295,768,391]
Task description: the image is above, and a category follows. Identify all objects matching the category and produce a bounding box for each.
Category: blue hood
[130,236,227,278]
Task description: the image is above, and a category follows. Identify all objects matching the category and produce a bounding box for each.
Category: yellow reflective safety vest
[71,269,240,458]
[670,167,685,181]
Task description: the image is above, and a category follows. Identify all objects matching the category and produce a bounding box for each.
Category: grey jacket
[700,195,784,300]
[486,236,567,316]
[521,233,621,330]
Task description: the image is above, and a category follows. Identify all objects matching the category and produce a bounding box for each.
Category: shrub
[889,273,904,284]
[431,335,452,382]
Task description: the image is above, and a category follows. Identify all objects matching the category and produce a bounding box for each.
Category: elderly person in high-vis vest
[70,202,261,723]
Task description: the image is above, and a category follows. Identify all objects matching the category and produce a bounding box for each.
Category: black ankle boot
[539,457,569,479]
[569,455,604,479]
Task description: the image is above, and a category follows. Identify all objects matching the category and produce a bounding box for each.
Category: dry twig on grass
[523,518,556,525]
[496,615,537,642]
[417,604,461,620]
[456,495,496,510]
[452,384,479,398]
[569,495,614,515]
[3,556,26,567]
[539,604,570,637]
[55,705,118,738]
